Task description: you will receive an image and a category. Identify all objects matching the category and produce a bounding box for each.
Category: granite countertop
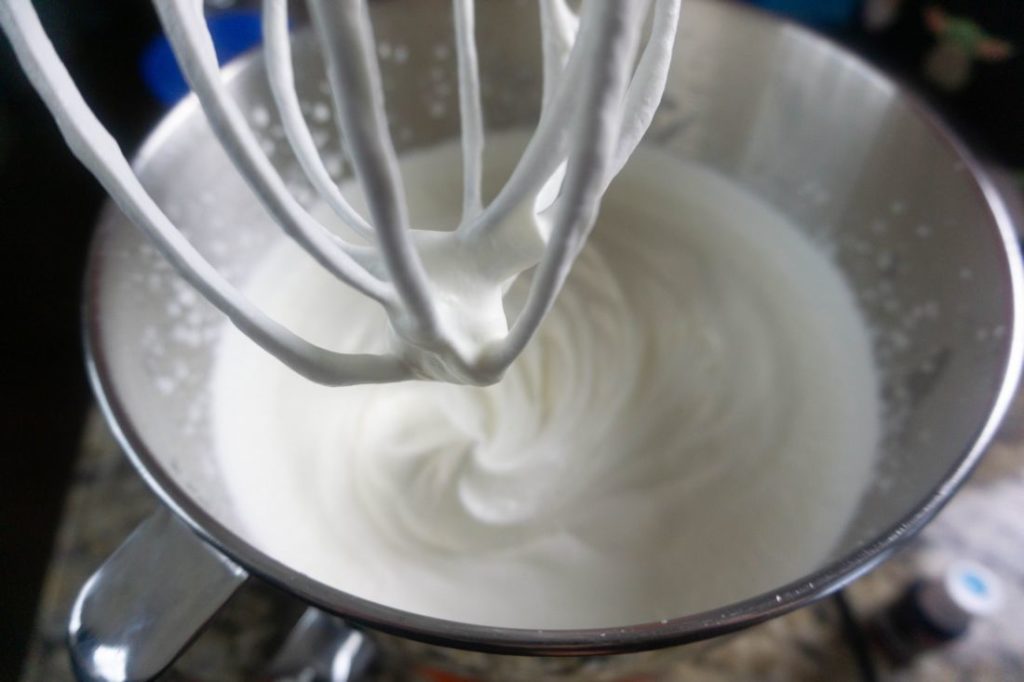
[19,394,1024,681]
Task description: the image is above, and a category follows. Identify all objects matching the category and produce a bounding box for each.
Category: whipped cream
[2,0,680,385]
[211,134,880,628]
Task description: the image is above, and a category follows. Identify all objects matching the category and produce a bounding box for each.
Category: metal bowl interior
[84,0,1022,655]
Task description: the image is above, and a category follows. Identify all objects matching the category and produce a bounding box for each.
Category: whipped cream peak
[211,136,881,628]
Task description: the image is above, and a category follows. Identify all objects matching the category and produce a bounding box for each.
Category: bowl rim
[82,0,1024,656]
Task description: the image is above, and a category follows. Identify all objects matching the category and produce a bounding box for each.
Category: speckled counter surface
[19,395,1024,681]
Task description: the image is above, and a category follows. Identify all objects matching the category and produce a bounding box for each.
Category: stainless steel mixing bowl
[71,1,1022,680]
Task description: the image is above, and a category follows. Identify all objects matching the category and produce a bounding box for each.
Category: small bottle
[869,561,1003,665]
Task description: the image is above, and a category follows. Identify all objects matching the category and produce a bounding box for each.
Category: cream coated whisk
[0,0,679,385]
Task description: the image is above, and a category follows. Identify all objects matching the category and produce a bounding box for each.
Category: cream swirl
[211,133,880,627]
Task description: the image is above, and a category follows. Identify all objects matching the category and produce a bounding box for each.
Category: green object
[943,17,989,54]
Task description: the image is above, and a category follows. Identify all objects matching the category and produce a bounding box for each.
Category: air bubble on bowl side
[889,331,910,350]
[324,154,344,179]
[311,102,331,123]
[126,175,269,439]
[249,105,270,129]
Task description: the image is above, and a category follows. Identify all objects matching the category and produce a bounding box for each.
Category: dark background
[0,2,162,676]
[0,0,1020,678]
